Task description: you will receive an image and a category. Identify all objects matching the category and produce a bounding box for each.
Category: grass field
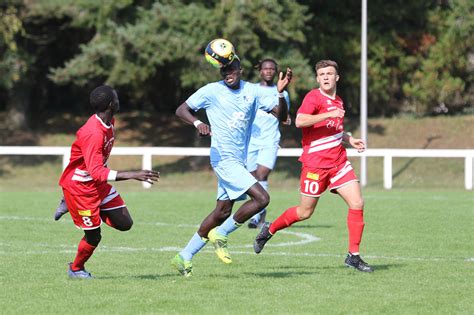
[1,189,473,314]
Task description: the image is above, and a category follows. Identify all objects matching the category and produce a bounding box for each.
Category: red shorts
[299,160,358,197]
[63,185,126,230]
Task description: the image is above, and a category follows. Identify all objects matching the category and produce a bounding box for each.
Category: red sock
[71,237,96,271]
[347,209,365,254]
[269,206,300,234]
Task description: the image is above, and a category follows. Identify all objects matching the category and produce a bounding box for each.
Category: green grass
[1,190,473,314]
[0,154,470,191]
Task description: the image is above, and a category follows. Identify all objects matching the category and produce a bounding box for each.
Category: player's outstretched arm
[277,67,292,92]
[176,102,211,136]
[273,68,292,121]
[116,170,160,184]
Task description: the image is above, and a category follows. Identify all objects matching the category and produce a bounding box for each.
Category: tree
[46,0,314,112]
[0,2,30,129]
[403,0,474,114]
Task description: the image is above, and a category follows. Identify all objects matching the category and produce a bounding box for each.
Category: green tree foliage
[46,0,313,110]
[1,0,472,130]
[403,0,474,114]
[0,3,27,89]
[1,2,32,129]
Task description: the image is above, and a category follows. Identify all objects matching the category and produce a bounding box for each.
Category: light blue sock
[251,181,269,222]
[216,215,242,236]
[179,232,208,261]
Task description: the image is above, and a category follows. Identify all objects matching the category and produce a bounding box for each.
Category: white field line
[1,216,472,262]
[0,243,471,262]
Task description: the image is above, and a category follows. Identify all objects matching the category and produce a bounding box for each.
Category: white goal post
[0,146,472,190]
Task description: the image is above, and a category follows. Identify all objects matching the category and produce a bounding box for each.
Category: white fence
[0,146,473,190]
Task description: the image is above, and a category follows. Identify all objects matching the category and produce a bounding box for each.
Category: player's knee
[220,208,232,221]
[298,209,312,220]
[116,219,133,231]
[349,198,364,210]
[298,206,314,220]
[215,206,232,220]
[255,192,270,209]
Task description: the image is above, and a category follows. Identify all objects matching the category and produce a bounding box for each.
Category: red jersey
[59,114,115,195]
[297,88,346,168]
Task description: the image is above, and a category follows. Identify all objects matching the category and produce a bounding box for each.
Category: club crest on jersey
[78,210,91,216]
[327,100,332,104]
[306,172,319,180]
[243,94,254,104]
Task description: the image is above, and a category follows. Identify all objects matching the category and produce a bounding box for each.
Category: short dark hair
[256,58,278,71]
[315,60,339,74]
[90,85,115,112]
[220,56,241,73]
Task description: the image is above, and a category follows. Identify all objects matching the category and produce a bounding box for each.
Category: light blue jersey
[246,85,290,171]
[248,85,290,149]
[187,80,275,165]
[186,80,277,200]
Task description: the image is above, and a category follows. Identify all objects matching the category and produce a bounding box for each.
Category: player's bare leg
[254,195,318,254]
[208,184,269,263]
[248,166,272,228]
[100,207,133,231]
[336,181,373,272]
[233,183,269,222]
[198,200,234,237]
[296,195,319,220]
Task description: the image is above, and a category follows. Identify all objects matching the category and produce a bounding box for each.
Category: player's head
[220,56,242,89]
[89,85,119,114]
[315,60,339,94]
[257,58,278,84]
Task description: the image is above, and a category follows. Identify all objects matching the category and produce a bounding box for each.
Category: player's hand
[133,170,160,184]
[328,108,345,119]
[196,122,211,137]
[277,67,292,92]
[349,137,366,153]
[282,115,292,125]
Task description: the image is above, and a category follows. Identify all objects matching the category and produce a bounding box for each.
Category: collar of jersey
[318,88,336,100]
[94,114,112,129]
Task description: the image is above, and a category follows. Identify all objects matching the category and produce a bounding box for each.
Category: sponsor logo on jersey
[78,210,92,216]
[306,172,319,180]
[227,111,248,129]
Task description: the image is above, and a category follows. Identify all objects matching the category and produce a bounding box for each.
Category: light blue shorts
[213,159,258,201]
[246,145,279,172]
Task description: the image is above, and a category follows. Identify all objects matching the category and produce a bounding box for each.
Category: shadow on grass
[339,263,405,272]
[243,271,317,278]
[368,263,405,271]
[99,273,180,280]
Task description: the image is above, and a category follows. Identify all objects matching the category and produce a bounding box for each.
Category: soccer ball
[204,38,236,68]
